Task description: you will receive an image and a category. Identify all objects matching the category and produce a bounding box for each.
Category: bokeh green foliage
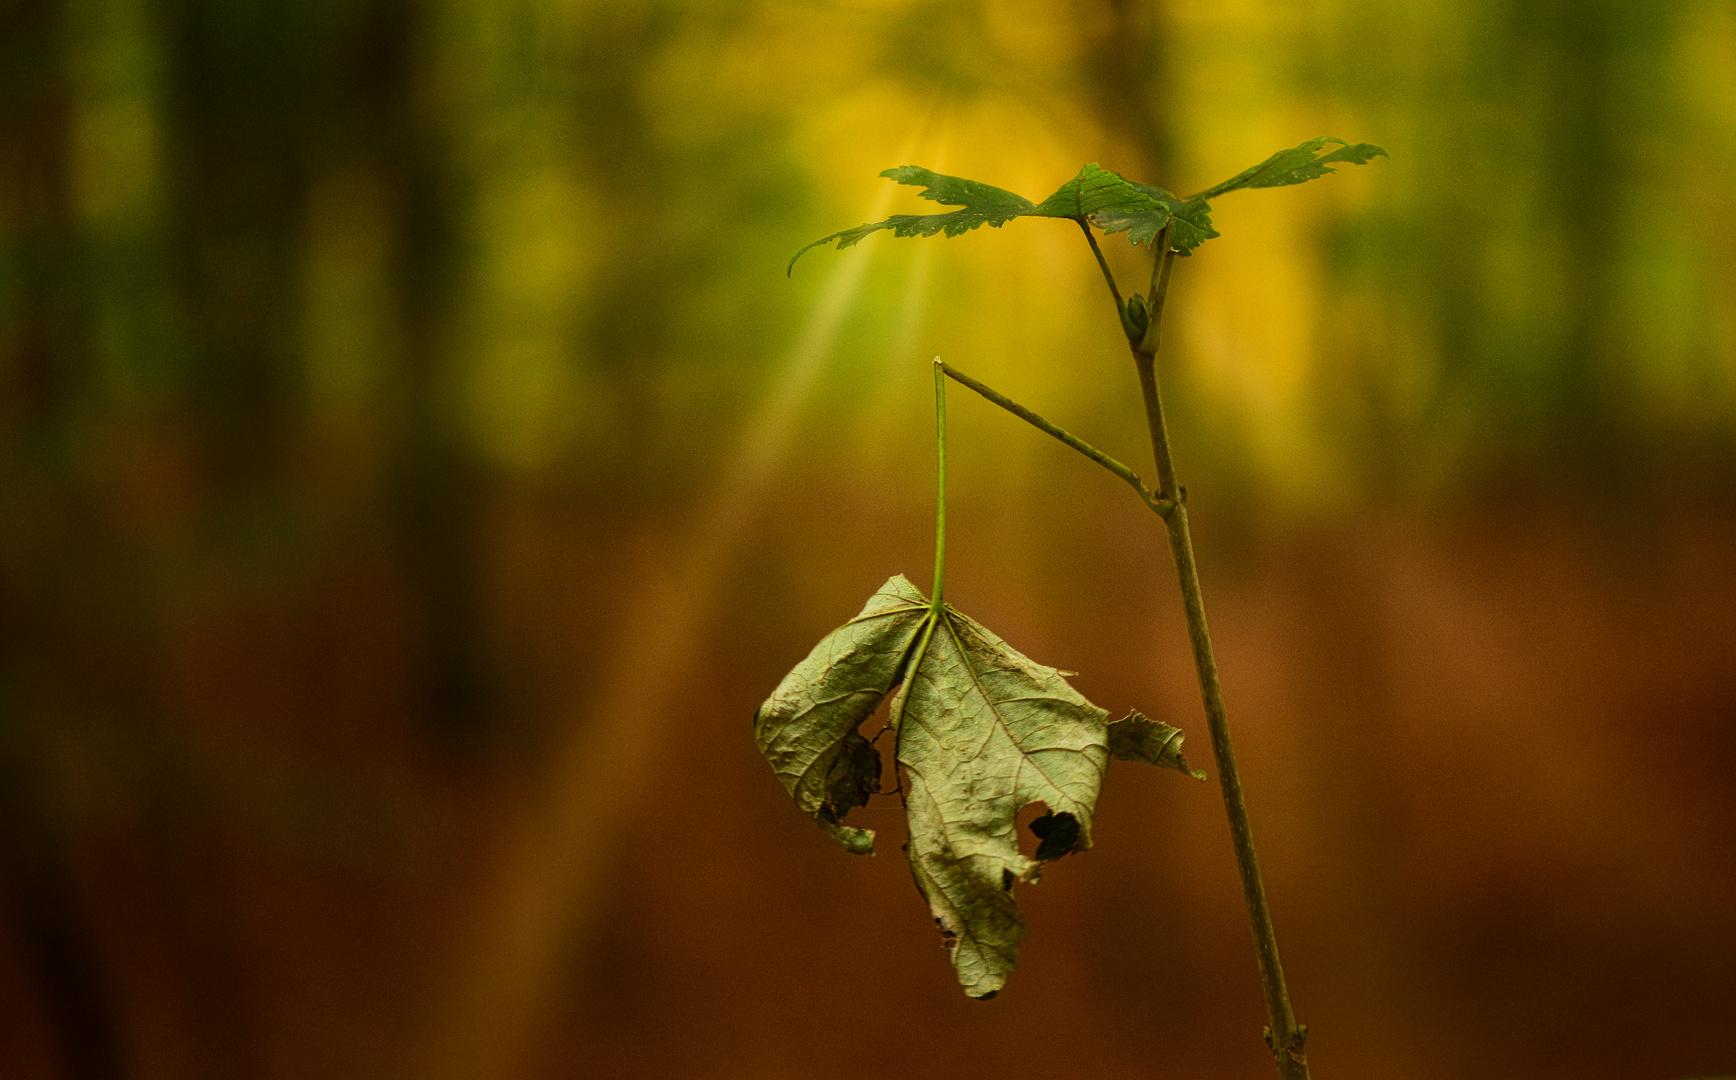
[5,0,1733,611]
[0,0,1726,871]
[0,0,1730,826]
[1299,0,1736,497]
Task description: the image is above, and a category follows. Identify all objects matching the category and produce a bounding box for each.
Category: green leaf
[1028,162,1163,222]
[788,138,1383,268]
[787,167,1032,274]
[1162,199,1220,254]
[1191,137,1389,201]
[1089,181,1220,253]
[789,162,1165,273]
[884,166,1034,216]
[756,575,1197,998]
[1108,710,1207,780]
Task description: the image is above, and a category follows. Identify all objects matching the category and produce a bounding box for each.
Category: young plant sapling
[757,136,1385,1080]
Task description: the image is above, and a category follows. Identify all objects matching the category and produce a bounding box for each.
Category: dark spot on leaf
[1000,869,1015,891]
[973,990,998,1001]
[933,918,958,950]
[1029,811,1079,861]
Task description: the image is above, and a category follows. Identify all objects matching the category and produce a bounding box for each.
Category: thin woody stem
[1108,225,1312,1080]
[1136,233,1175,358]
[938,361,1173,519]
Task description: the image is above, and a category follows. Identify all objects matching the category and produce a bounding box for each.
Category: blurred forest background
[3,0,1735,1078]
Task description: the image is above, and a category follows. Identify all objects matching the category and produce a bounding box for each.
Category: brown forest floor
[3,502,1733,1080]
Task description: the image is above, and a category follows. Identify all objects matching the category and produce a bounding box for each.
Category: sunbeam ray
[419,112,938,1080]
[851,114,952,481]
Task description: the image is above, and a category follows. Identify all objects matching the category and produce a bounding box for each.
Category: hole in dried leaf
[1014,800,1050,860]
[860,691,902,798]
[1029,810,1079,862]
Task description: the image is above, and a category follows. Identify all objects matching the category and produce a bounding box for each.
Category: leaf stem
[1079,218,1125,321]
[1136,231,1176,358]
[1117,230,1311,1080]
[931,357,947,615]
[891,360,952,745]
[938,361,1173,519]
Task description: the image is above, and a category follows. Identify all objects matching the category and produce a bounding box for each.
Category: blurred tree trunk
[1,0,127,1073]
[1079,0,1171,184]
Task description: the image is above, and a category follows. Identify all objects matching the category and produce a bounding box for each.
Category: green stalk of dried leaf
[755,365,1199,999]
